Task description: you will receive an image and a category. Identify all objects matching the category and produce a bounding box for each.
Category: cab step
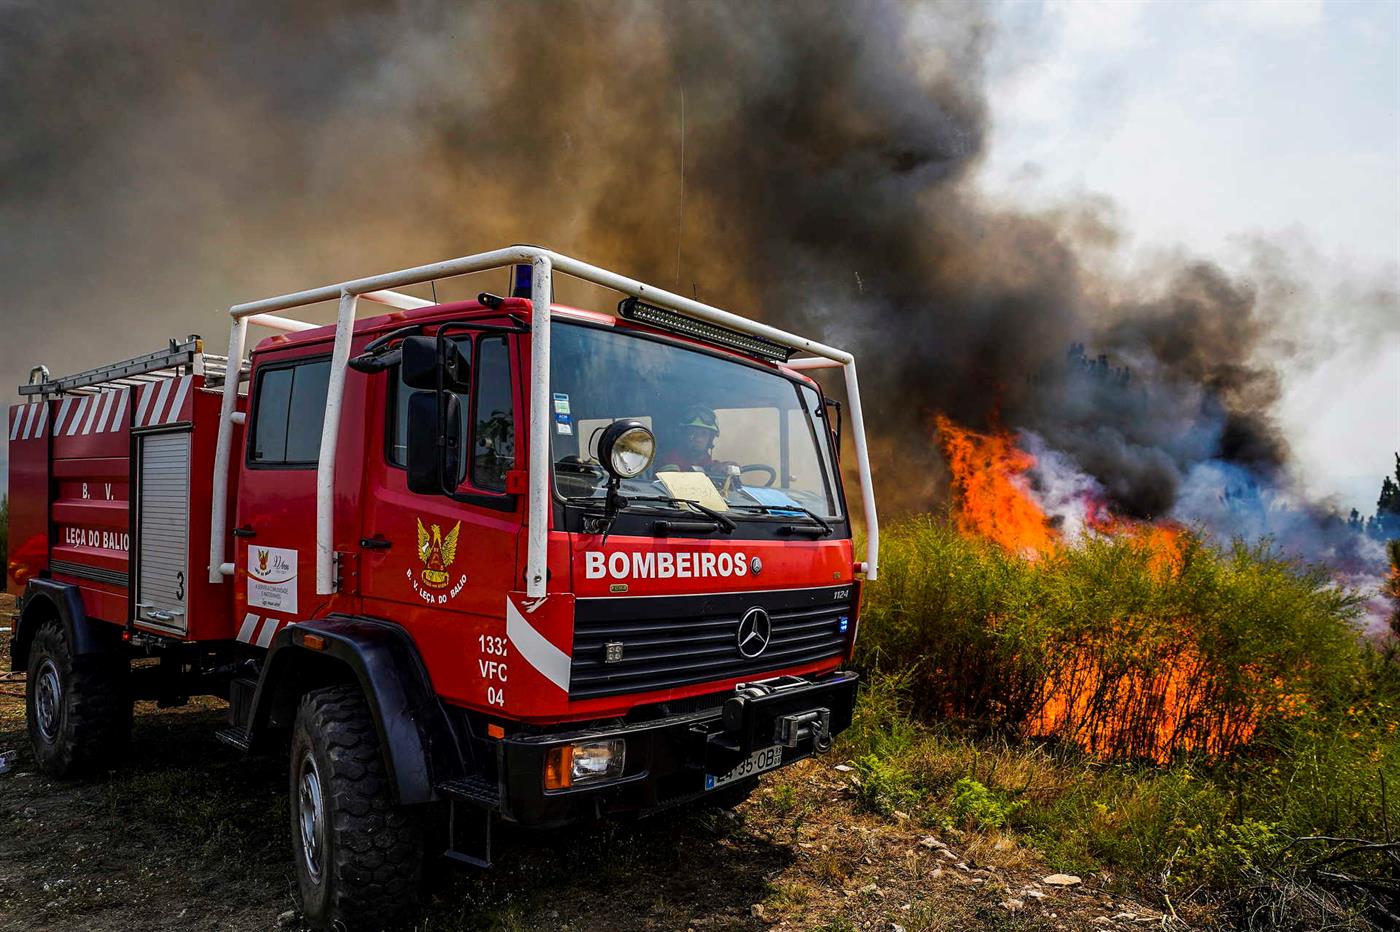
[436,776,498,869]
[436,775,500,807]
[215,726,251,752]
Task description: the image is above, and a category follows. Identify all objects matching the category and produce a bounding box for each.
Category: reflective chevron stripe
[236,612,284,647]
[11,375,193,441]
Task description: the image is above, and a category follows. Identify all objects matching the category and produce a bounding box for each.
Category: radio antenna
[675,81,686,289]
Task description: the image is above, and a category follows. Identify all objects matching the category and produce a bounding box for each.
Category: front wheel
[289,684,424,931]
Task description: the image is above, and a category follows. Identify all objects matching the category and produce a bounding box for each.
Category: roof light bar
[617,298,794,362]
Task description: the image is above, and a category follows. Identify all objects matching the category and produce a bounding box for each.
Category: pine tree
[1377,453,1400,540]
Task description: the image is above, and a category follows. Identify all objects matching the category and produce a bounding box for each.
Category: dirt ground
[0,592,1172,931]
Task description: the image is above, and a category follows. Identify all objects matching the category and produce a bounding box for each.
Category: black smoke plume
[0,0,1390,594]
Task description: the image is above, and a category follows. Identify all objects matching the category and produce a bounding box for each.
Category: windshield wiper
[563,493,736,542]
[626,495,737,534]
[728,503,834,537]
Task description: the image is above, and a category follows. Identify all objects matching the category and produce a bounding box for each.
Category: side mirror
[406,390,462,495]
[401,337,438,390]
[401,335,472,392]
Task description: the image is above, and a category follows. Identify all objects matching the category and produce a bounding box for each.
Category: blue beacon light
[510,263,533,299]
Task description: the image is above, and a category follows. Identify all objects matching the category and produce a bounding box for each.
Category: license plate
[705,745,783,790]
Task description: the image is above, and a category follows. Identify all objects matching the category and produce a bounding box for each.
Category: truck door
[231,351,331,647]
[359,333,522,634]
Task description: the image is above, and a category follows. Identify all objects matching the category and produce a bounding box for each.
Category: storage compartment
[14,339,244,641]
[134,431,192,634]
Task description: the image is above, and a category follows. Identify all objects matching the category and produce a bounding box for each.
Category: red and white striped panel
[9,375,193,441]
[132,375,194,429]
[236,612,286,648]
[8,402,50,442]
[51,386,131,437]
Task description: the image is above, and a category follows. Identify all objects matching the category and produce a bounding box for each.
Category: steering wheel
[740,464,778,487]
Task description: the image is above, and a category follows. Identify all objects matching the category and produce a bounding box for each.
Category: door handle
[360,537,392,550]
[136,604,185,622]
[232,526,256,538]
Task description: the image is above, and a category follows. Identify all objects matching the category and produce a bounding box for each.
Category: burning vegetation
[853,410,1399,922]
[929,415,1297,763]
[853,514,1398,925]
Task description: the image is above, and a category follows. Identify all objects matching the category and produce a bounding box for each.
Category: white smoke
[1019,429,1106,543]
[1021,432,1392,636]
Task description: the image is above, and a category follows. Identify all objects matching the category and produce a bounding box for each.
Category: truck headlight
[544,738,626,790]
[597,419,655,479]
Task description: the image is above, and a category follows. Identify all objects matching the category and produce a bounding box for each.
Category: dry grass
[0,660,1167,932]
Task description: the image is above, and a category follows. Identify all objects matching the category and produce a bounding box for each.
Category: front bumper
[495,670,858,827]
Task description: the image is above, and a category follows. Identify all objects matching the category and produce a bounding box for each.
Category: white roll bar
[246,313,318,333]
[208,246,879,598]
[362,289,435,310]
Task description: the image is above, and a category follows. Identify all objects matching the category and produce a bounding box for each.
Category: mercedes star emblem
[749,556,763,575]
[736,607,773,658]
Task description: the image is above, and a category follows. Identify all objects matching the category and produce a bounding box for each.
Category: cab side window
[249,357,330,467]
[471,337,515,491]
[387,335,514,495]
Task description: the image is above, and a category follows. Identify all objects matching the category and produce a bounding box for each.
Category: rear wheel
[290,684,424,931]
[25,618,131,778]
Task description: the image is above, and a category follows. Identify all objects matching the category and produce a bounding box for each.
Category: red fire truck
[6,246,879,929]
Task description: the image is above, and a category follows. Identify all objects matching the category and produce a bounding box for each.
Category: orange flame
[935,415,1058,556]
[934,415,1257,762]
[1025,639,1263,762]
[935,415,1185,570]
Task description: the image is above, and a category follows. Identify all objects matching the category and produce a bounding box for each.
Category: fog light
[543,738,626,790]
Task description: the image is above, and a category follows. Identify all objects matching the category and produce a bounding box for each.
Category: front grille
[570,585,852,699]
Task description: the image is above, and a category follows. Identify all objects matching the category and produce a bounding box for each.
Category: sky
[977,0,1400,513]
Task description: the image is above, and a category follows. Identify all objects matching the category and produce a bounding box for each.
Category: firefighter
[658,404,730,474]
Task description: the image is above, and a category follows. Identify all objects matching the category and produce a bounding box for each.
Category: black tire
[25,618,131,778]
[290,684,425,931]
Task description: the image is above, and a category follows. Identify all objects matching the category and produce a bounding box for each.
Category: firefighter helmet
[678,405,719,435]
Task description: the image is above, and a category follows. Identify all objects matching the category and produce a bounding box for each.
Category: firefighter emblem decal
[246,546,298,614]
[410,518,467,604]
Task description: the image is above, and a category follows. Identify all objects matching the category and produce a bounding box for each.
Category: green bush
[851,753,917,816]
[856,518,1369,761]
[843,517,1397,919]
[948,777,1021,829]
[1176,817,1285,887]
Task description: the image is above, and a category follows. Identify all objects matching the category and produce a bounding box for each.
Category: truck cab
[236,296,857,714]
[9,247,878,931]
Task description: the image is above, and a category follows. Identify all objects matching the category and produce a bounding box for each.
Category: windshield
[550,322,843,520]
